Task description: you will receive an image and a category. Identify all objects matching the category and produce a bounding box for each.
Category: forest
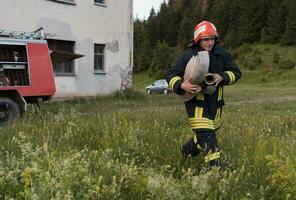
[134,0,296,76]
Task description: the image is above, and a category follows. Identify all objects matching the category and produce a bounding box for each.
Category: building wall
[0,0,133,97]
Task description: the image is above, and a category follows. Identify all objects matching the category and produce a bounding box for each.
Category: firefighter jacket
[165,45,241,131]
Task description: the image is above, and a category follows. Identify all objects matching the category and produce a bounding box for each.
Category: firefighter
[165,21,241,167]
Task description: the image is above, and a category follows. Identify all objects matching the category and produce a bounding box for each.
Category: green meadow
[0,70,295,199]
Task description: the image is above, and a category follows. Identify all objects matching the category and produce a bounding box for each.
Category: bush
[230,48,238,59]
[237,44,252,55]
[272,52,281,64]
[234,44,254,68]
[112,89,146,100]
[252,47,262,55]
[244,55,263,70]
[278,59,296,70]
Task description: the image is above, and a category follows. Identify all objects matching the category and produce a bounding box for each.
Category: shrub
[272,52,281,64]
[244,55,263,70]
[278,59,296,70]
[230,49,238,59]
[252,47,262,55]
[112,89,146,100]
[237,44,252,55]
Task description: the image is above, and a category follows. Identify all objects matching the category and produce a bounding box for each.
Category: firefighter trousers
[181,130,221,167]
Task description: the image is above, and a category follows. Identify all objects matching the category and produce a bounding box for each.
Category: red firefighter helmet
[193,21,219,43]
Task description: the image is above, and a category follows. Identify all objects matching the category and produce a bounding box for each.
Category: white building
[0,0,133,97]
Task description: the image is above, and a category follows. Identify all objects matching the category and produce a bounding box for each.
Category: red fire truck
[0,28,81,125]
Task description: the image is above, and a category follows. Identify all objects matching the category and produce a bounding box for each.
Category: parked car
[145,79,170,95]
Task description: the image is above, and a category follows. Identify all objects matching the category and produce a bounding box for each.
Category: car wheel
[163,89,168,95]
[146,89,151,94]
[0,97,20,126]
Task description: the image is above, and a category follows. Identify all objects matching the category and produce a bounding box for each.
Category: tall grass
[0,72,295,199]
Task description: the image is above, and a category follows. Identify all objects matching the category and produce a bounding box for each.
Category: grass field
[0,70,296,199]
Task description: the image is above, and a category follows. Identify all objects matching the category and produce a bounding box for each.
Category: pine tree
[146,8,158,48]
[149,41,174,78]
[200,0,212,19]
[155,1,169,44]
[209,0,242,48]
[177,15,194,49]
[281,0,296,45]
[238,0,270,43]
[164,0,182,47]
[176,0,201,49]
[208,0,228,38]
[264,0,287,43]
[134,20,152,73]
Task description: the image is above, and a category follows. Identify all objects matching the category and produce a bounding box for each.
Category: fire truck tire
[0,97,20,126]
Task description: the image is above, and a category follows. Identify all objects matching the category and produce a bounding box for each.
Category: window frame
[52,61,75,76]
[94,44,106,74]
[94,0,107,7]
[48,0,76,5]
[47,39,76,76]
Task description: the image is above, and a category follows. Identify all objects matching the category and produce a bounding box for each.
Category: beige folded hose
[181,51,211,102]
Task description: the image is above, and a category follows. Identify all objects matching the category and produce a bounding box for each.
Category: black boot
[180,138,201,160]
[204,149,222,169]
[209,157,221,167]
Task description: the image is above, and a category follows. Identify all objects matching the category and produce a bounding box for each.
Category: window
[47,39,75,75]
[94,0,105,4]
[48,0,76,5]
[53,62,73,75]
[94,44,105,72]
[94,0,106,6]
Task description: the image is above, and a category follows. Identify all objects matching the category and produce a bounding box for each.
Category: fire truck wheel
[0,97,20,126]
